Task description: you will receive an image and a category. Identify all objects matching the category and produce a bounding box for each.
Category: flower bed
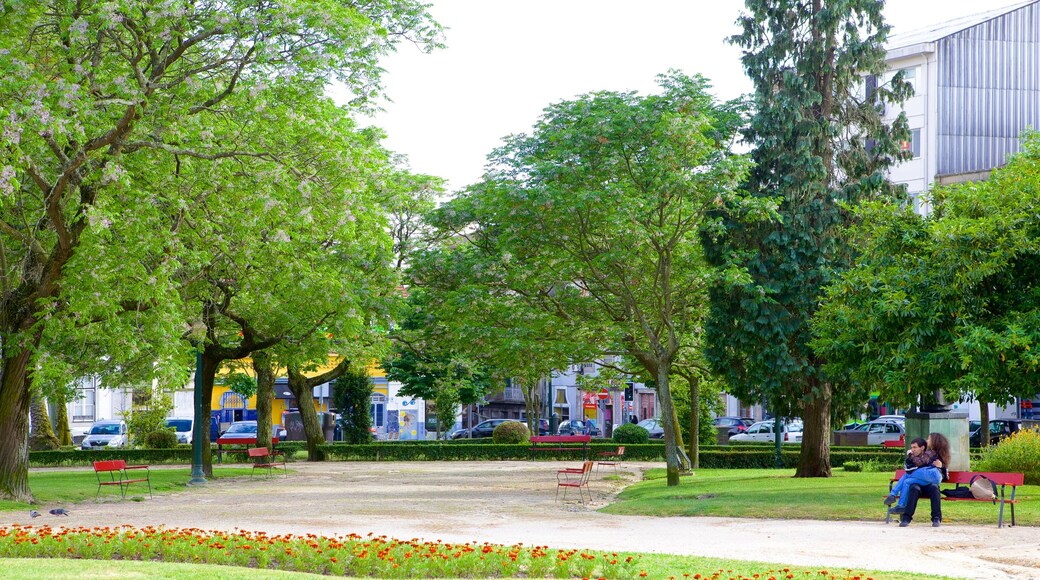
[0,525,643,578]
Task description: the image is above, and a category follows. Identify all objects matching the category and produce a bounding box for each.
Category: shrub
[144,429,179,449]
[976,427,1040,484]
[492,421,530,444]
[843,461,862,472]
[612,423,650,444]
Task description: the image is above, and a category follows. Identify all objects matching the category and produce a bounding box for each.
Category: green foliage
[332,369,375,444]
[843,461,863,472]
[813,134,1040,408]
[976,428,1040,484]
[612,424,650,444]
[224,373,258,400]
[491,421,530,444]
[706,2,910,475]
[124,395,173,448]
[144,430,179,450]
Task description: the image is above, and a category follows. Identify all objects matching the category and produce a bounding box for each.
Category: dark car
[635,418,664,439]
[557,419,601,437]
[451,419,518,439]
[537,419,550,436]
[969,419,1022,447]
[713,416,754,437]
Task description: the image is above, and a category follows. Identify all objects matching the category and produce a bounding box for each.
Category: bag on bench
[941,486,973,499]
[969,475,997,502]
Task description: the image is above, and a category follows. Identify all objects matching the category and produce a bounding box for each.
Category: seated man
[892,482,942,527]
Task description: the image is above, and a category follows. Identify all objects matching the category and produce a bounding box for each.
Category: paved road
[5,461,1039,578]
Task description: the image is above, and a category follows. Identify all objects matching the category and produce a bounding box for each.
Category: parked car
[164,417,194,444]
[81,420,128,450]
[451,419,519,439]
[873,414,906,423]
[557,419,601,436]
[969,419,1022,447]
[635,418,664,439]
[729,420,803,443]
[859,419,905,445]
[713,416,754,436]
[219,420,258,442]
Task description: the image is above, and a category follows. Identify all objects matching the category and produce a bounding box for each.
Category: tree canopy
[812,133,1040,410]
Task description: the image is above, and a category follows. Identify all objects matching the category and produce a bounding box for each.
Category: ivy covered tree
[0,1,440,501]
[812,133,1040,442]
[706,0,911,477]
[333,368,375,444]
[425,72,755,486]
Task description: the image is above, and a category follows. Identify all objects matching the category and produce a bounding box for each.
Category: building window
[900,128,921,159]
[72,380,96,422]
[370,393,386,428]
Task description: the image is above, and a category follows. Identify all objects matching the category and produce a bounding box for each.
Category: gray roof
[886,0,1038,51]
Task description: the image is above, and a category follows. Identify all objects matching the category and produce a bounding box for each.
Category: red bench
[215,436,278,464]
[248,447,287,478]
[529,435,591,460]
[886,469,1024,527]
[93,460,152,500]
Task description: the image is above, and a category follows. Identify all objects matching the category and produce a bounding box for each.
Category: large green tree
[0,0,440,501]
[812,133,1040,433]
[426,72,753,486]
[705,0,911,477]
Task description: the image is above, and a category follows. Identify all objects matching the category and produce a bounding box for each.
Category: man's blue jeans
[890,466,942,508]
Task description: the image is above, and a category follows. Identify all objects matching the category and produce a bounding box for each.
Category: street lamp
[189,345,206,485]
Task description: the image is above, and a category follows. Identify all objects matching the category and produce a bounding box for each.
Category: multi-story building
[883,0,1040,213]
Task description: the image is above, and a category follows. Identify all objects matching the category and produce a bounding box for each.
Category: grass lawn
[604,468,1037,526]
[0,467,255,511]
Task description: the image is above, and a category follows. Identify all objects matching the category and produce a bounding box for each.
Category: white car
[729,420,803,443]
[860,419,905,445]
[164,417,194,444]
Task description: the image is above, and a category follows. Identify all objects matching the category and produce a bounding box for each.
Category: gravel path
[5,461,1039,579]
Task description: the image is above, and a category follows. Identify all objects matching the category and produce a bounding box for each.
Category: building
[882,0,1040,213]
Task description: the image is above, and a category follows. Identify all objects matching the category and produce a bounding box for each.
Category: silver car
[81,420,128,450]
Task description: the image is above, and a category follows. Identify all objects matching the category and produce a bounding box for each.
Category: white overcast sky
[364,0,1025,192]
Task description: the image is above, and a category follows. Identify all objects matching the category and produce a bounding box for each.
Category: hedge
[29,442,303,467]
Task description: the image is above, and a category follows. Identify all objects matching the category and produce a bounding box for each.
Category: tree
[812,133,1040,434]
[333,368,375,444]
[705,0,910,477]
[0,1,440,501]
[426,72,753,486]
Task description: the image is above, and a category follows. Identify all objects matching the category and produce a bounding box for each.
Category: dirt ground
[5,461,1040,579]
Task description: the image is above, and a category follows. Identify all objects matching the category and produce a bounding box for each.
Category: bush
[492,421,530,444]
[144,429,179,449]
[612,423,650,444]
[976,427,1040,484]
[843,461,862,472]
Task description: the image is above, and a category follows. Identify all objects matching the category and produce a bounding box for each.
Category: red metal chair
[556,460,593,503]
[596,446,625,474]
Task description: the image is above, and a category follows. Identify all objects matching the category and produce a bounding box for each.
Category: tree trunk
[796,380,832,477]
[688,374,700,469]
[252,352,275,451]
[198,352,220,478]
[655,362,681,486]
[979,398,990,447]
[53,391,72,447]
[0,349,35,502]
[29,393,60,451]
[287,369,327,461]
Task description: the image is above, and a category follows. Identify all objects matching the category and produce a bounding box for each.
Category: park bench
[556,460,593,504]
[885,468,1024,527]
[93,459,152,500]
[248,447,287,478]
[529,434,591,460]
[216,436,278,464]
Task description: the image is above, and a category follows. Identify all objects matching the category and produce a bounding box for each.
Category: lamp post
[189,345,207,485]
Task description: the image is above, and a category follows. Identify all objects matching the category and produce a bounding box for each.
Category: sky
[363,0,1029,192]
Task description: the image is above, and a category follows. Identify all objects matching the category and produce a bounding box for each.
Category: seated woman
[885,433,950,512]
